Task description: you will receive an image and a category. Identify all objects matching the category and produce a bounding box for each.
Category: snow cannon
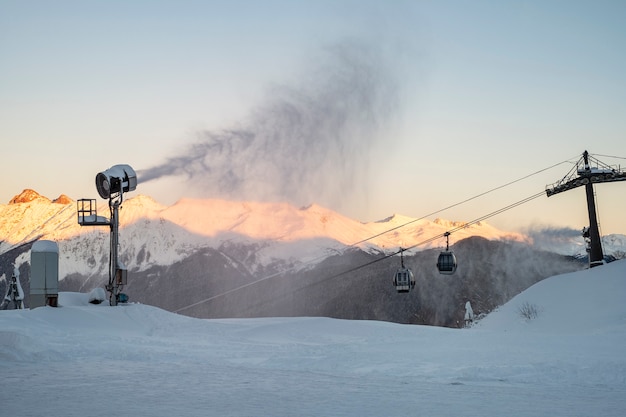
[95,164,137,200]
[80,164,137,306]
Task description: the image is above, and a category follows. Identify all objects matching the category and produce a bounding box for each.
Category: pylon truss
[546,152,626,197]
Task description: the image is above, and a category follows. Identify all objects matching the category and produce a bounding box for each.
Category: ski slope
[1,260,625,416]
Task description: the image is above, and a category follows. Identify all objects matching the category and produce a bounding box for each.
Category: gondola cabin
[393,267,415,293]
[437,231,457,275]
[437,251,457,275]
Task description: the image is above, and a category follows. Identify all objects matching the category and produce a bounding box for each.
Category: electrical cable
[173,157,573,314]
[220,190,548,314]
[592,153,626,161]
[349,157,576,247]
[174,269,287,313]
[323,190,546,281]
[175,190,546,314]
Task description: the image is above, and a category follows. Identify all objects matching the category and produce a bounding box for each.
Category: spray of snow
[137,40,399,213]
[524,225,586,255]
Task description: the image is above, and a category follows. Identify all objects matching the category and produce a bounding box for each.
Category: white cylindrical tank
[30,240,59,308]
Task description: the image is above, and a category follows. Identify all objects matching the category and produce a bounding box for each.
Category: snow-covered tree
[464,301,474,327]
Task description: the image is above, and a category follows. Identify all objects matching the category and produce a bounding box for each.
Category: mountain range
[1,189,625,326]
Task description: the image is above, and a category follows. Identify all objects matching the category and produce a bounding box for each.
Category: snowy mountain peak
[9,189,51,204]
[8,189,73,205]
[117,195,167,223]
[0,191,534,277]
[433,218,472,228]
[2,189,624,278]
[53,194,74,204]
[376,213,426,225]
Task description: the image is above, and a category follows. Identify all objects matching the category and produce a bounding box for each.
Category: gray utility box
[30,240,59,308]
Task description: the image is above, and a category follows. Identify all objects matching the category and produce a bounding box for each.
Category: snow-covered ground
[1,260,625,417]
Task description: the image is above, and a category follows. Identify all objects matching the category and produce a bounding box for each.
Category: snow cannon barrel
[95,164,137,199]
[30,240,59,308]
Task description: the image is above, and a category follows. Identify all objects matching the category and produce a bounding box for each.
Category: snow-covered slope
[0,260,624,416]
[478,258,626,333]
[0,190,530,276]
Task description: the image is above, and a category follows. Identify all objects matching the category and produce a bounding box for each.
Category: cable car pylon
[546,150,626,267]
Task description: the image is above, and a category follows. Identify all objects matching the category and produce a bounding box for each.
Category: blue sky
[1,0,625,234]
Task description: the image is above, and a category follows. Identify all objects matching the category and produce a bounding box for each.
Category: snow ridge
[1,192,533,275]
[2,191,624,279]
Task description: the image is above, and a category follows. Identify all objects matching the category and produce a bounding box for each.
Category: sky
[1,0,625,234]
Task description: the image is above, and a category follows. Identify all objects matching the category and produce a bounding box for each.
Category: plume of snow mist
[138,40,399,210]
[524,225,585,255]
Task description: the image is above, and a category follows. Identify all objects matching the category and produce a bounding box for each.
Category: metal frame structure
[78,165,136,305]
[546,151,626,267]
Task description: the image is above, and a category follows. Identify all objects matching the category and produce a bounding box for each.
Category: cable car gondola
[437,232,457,275]
[393,248,415,293]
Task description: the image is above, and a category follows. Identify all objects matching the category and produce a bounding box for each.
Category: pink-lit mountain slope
[1,189,624,279]
[1,190,530,273]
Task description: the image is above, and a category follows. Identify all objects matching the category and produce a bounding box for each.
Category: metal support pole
[107,200,120,305]
[584,181,604,267]
[580,151,604,268]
